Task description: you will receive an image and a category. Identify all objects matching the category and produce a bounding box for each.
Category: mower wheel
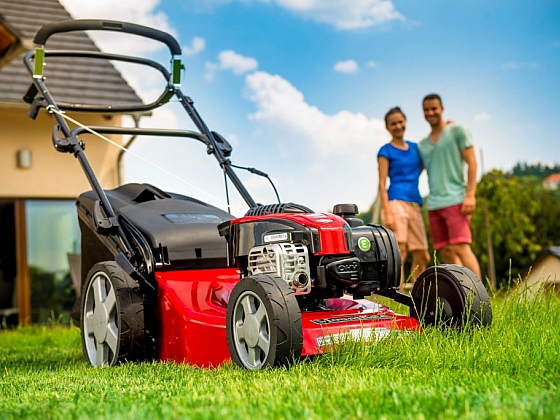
[411,264,492,328]
[81,261,147,367]
[226,275,303,370]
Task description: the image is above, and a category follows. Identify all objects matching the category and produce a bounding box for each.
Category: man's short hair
[423,93,443,106]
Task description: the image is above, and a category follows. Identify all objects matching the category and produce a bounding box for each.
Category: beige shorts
[382,200,428,251]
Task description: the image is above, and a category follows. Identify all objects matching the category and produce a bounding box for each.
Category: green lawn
[1,290,559,419]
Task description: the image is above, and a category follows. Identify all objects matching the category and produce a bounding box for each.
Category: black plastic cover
[230,219,319,254]
[77,183,234,268]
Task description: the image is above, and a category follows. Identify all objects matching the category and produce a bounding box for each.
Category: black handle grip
[34,19,182,55]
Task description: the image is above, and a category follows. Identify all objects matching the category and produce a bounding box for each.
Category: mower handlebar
[33,19,182,56]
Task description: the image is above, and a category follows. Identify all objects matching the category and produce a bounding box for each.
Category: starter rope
[47,106,242,213]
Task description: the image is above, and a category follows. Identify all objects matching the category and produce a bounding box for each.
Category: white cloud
[205,50,259,79]
[245,71,388,159]
[244,71,389,211]
[334,59,359,73]
[274,0,404,29]
[198,0,404,29]
[218,50,259,74]
[501,61,539,70]
[474,113,491,122]
[183,37,206,56]
[366,60,378,68]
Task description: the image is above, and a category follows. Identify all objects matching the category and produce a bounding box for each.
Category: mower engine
[247,242,312,294]
[220,203,401,307]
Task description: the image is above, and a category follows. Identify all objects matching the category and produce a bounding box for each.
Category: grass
[1,289,559,420]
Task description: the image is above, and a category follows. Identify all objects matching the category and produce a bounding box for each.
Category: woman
[377,107,430,290]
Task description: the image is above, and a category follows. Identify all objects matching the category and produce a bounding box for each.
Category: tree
[471,170,542,288]
[532,187,560,247]
[357,203,374,225]
[357,197,380,225]
[509,162,560,179]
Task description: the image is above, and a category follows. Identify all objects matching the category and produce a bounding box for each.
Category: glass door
[0,200,17,327]
[26,200,80,323]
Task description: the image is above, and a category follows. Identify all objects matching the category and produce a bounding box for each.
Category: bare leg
[439,245,461,265]
[410,249,430,282]
[450,243,481,278]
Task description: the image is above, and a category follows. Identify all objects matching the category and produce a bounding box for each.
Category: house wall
[526,255,560,288]
[544,180,560,190]
[0,106,123,198]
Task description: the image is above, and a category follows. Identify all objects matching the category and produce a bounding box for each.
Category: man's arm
[461,146,477,215]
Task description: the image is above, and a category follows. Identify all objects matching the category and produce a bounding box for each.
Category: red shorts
[428,203,472,250]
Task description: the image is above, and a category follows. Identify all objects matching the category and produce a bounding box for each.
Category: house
[0,0,143,325]
[521,246,560,296]
[543,173,560,190]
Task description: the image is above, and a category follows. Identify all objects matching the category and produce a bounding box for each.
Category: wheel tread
[412,264,492,328]
[81,261,149,366]
[226,274,303,369]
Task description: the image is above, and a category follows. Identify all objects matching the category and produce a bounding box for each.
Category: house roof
[543,173,560,183]
[532,246,560,264]
[0,0,142,109]
[544,246,560,259]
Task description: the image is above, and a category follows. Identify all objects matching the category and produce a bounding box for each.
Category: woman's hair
[384,106,406,124]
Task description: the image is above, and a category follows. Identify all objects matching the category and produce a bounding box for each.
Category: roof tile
[0,0,143,109]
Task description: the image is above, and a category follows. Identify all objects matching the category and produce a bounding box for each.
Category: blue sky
[57,0,560,214]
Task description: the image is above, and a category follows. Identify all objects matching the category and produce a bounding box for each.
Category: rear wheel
[81,261,147,366]
[226,275,303,370]
[411,264,492,328]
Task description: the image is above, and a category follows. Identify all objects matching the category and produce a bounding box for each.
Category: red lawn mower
[24,20,492,370]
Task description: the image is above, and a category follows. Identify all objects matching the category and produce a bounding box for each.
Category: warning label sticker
[310,314,393,325]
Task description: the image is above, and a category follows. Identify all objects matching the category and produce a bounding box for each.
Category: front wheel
[226,275,303,370]
[411,264,492,328]
[81,261,148,366]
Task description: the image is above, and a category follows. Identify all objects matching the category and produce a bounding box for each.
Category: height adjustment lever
[52,125,85,153]
[93,200,119,235]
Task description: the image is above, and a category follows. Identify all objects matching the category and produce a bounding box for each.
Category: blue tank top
[377,141,423,205]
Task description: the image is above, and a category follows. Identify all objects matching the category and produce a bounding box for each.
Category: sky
[56,0,560,215]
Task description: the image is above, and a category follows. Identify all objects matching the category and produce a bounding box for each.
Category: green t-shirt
[418,124,473,210]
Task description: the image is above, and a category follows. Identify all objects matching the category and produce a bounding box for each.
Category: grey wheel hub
[83,272,119,366]
[93,303,109,343]
[243,313,260,348]
[232,291,271,369]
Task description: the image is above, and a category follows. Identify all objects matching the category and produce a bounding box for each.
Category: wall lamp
[16,149,32,169]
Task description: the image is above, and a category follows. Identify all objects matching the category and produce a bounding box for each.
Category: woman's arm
[377,156,395,230]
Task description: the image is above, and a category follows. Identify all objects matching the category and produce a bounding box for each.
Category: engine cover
[221,212,402,298]
[247,243,311,294]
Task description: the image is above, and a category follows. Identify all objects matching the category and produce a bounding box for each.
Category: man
[418,93,481,278]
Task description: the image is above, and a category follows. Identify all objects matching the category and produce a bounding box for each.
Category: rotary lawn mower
[23,19,492,370]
